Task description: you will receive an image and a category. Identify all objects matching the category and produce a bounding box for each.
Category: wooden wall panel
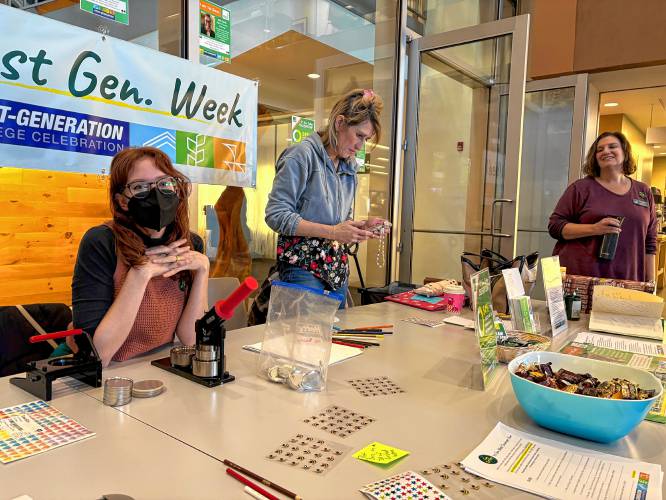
[0,168,110,307]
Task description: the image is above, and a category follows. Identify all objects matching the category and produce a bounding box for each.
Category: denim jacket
[265,133,357,236]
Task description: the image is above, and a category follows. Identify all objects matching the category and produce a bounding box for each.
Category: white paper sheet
[442,316,475,329]
[573,332,666,357]
[461,423,662,500]
[242,341,363,365]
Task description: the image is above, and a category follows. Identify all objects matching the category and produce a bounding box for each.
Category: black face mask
[126,188,179,231]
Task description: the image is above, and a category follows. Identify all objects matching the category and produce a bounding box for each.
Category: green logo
[478,455,497,464]
[176,131,214,168]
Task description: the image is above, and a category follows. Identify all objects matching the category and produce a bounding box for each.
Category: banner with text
[0,4,257,187]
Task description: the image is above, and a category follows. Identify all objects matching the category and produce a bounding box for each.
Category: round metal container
[132,379,165,398]
[195,344,219,362]
[170,346,195,367]
[103,377,133,406]
[192,358,218,378]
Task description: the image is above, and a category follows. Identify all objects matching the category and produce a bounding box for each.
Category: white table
[2,302,666,499]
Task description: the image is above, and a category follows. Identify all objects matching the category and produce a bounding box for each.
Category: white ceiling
[599,86,666,133]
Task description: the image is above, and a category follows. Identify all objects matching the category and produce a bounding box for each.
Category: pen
[226,468,279,500]
[223,459,302,500]
[335,329,392,334]
[333,339,380,347]
[348,324,393,330]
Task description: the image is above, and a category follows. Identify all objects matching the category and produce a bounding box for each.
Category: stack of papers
[461,423,662,499]
[589,286,664,341]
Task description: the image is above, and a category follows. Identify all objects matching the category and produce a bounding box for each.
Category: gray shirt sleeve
[265,152,309,236]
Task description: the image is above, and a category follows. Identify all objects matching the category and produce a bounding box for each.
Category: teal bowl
[508,351,662,443]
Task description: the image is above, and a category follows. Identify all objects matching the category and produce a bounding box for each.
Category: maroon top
[548,176,657,281]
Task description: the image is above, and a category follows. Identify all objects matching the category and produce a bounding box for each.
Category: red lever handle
[214,277,259,320]
[29,328,83,344]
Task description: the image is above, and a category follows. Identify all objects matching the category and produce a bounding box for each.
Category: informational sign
[199,1,231,63]
[355,143,367,173]
[80,0,129,26]
[541,256,568,337]
[0,5,257,187]
[291,116,315,144]
[471,268,499,389]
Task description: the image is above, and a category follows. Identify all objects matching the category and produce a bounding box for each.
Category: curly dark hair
[582,131,636,177]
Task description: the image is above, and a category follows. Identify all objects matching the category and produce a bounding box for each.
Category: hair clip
[363,89,375,98]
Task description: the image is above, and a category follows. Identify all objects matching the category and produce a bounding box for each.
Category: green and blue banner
[0,5,257,187]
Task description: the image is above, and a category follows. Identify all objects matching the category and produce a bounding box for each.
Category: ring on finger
[175,255,180,262]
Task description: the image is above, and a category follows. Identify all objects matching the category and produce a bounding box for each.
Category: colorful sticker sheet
[354,441,410,465]
[360,471,451,499]
[0,400,94,464]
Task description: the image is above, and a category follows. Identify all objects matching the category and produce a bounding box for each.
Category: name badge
[633,198,649,208]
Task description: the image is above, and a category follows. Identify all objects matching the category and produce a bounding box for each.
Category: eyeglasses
[124,175,179,199]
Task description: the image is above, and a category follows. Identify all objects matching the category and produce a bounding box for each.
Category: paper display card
[242,341,363,366]
[0,400,95,464]
[589,286,665,341]
[461,422,663,500]
[471,269,499,389]
[572,332,666,357]
[541,256,568,337]
[501,267,526,299]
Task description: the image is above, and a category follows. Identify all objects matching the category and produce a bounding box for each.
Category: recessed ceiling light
[263,28,271,33]
[307,73,320,79]
[345,4,354,9]
[604,102,619,107]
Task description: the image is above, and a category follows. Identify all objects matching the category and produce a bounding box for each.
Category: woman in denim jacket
[265,89,387,303]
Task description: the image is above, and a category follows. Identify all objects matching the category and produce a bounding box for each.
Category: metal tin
[192,358,218,378]
[132,379,165,398]
[103,377,133,406]
[195,344,219,361]
[170,346,195,367]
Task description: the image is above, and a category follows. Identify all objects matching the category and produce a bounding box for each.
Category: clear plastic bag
[258,281,343,392]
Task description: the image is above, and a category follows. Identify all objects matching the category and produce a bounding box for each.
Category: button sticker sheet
[0,400,94,464]
[348,376,406,397]
[302,404,375,438]
[360,470,451,499]
[420,462,503,498]
[266,433,351,475]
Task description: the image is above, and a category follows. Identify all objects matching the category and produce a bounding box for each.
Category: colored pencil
[332,340,366,349]
[335,329,392,334]
[226,468,280,500]
[334,339,380,347]
[348,324,392,330]
[244,486,269,500]
[223,459,302,500]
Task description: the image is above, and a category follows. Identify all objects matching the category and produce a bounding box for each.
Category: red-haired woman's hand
[160,250,210,278]
[144,238,189,259]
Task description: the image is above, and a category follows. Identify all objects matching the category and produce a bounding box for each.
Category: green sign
[199,1,231,63]
[291,116,315,144]
[176,131,214,168]
[80,0,129,26]
[471,268,499,389]
[356,143,367,173]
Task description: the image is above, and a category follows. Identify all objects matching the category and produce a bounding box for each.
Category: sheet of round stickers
[302,404,375,438]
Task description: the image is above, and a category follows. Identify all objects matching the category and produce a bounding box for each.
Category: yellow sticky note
[353,441,410,465]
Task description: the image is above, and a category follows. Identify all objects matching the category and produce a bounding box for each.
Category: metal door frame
[398,15,530,282]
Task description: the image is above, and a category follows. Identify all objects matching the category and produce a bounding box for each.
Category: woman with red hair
[71,147,209,366]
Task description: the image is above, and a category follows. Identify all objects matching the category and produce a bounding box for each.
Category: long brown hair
[320,89,384,153]
[582,131,637,177]
[108,146,192,267]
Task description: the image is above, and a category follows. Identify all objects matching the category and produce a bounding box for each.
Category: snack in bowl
[514,361,656,400]
[508,351,662,443]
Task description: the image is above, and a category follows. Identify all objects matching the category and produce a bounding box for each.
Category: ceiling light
[604,102,619,107]
[307,73,320,79]
[345,4,354,8]
[655,145,662,149]
[263,28,271,33]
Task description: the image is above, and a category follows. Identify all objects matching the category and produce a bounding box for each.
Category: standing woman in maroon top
[548,131,657,282]
[71,147,209,366]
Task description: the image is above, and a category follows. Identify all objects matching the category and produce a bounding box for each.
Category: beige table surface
[2,301,666,499]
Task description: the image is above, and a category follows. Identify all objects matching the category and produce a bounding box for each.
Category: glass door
[515,75,587,298]
[399,16,529,284]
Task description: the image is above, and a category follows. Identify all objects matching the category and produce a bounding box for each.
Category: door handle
[490,198,513,238]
